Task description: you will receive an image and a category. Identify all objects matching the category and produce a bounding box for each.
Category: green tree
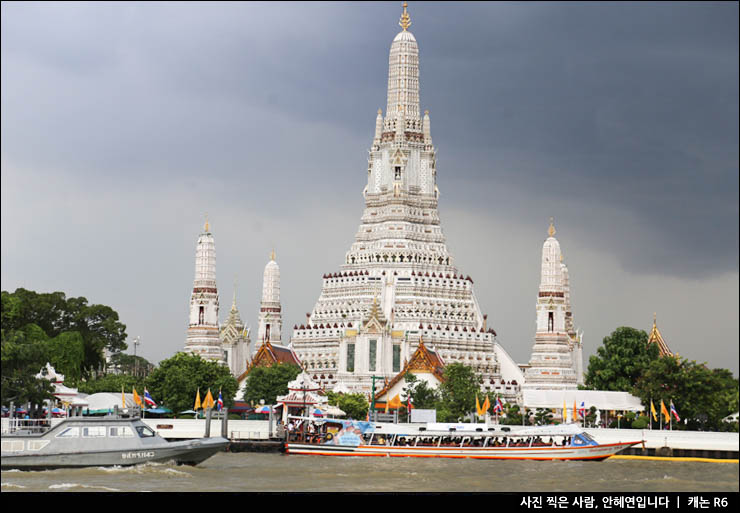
[633,356,738,431]
[437,363,481,422]
[108,352,155,379]
[584,327,659,392]
[241,363,301,406]
[1,325,55,405]
[403,372,440,410]
[327,392,369,420]
[534,408,554,425]
[76,373,146,395]
[145,352,238,413]
[1,288,128,380]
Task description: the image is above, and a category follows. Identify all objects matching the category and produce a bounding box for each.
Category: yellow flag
[650,400,658,421]
[133,388,142,407]
[204,389,215,410]
[476,395,482,416]
[121,386,126,408]
[573,400,578,421]
[482,396,490,415]
[389,394,402,410]
[660,400,670,422]
[194,388,201,410]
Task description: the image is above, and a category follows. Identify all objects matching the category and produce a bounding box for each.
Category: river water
[2,452,738,493]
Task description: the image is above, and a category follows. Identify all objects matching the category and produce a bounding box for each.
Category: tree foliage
[633,355,738,431]
[1,288,127,385]
[145,352,238,414]
[586,326,738,431]
[584,326,659,392]
[76,373,146,395]
[327,391,369,420]
[403,372,440,410]
[241,363,301,406]
[436,363,482,422]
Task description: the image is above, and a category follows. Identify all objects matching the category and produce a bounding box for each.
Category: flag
[217,390,223,411]
[563,399,567,422]
[670,401,680,422]
[194,388,202,410]
[133,388,142,407]
[389,394,402,410]
[204,389,215,410]
[578,401,586,418]
[121,386,126,408]
[573,400,578,421]
[650,400,658,421]
[476,395,482,416]
[482,396,490,415]
[144,389,157,408]
[493,397,504,413]
[660,399,670,422]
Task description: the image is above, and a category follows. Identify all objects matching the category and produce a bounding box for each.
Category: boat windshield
[136,425,156,438]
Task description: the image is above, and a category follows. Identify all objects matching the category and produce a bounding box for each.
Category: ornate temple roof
[647,314,674,357]
[374,338,446,401]
[237,340,302,382]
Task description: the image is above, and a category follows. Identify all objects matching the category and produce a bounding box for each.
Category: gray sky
[2,2,738,376]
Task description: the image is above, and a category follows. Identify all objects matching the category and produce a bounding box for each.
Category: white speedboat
[1,410,228,470]
[285,419,641,461]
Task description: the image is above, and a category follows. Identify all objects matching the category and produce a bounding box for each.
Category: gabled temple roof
[237,341,302,383]
[647,314,674,357]
[374,338,446,401]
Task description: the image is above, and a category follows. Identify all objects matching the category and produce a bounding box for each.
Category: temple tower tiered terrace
[290,4,524,397]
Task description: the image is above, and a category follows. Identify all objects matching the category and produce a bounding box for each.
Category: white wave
[1,482,27,489]
[48,483,121,492]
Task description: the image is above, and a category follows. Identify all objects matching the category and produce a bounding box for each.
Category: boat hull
[1,437,228,470]
[285,440,640,461]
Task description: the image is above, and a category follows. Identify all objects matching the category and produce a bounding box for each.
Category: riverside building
[290,4,524,399]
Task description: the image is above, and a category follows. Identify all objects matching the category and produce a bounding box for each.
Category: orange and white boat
[285,419,641,461]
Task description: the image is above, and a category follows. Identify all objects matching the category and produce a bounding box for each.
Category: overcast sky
[2,2,738,376]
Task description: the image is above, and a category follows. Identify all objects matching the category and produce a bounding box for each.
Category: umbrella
[311,408,324,417]
[145,407,172,414]
[254,405,272,414]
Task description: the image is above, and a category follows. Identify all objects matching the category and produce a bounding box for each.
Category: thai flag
[578,401,586,417]
[217,390,224,411]
[670,401,680,422]
[144,389,157,408]
[493,397,504,413]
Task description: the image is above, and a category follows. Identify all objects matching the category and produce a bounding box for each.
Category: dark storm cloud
[2,2,737,369]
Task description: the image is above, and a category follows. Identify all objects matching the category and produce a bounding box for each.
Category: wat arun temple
[183,4,584,402]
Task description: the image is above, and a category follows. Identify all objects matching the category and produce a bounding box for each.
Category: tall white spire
[184,217,223,361]
[386,2,420,121]
[257,249,282,347]
[524,219,580,390]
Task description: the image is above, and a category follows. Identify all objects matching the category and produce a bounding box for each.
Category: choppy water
[2,452,738,493]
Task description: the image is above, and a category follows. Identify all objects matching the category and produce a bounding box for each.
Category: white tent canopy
[523,389,645,412]
[84,392,135,412]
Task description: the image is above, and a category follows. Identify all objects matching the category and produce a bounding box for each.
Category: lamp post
[133,336,141,378]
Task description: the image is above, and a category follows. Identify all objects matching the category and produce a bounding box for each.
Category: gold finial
[270,248,276,261]
[653,312,657,325]
[399,2,411,31]
[378,108,382,115]
[204,213,210,232]
[548,217,556,237]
